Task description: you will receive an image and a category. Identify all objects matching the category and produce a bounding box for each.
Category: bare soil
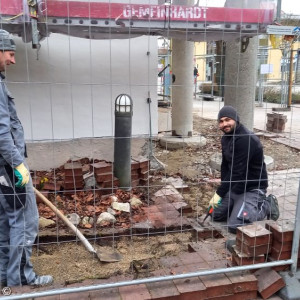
[31,116,300,285]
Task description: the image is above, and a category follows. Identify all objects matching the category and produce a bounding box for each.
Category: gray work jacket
[0,73,25,167]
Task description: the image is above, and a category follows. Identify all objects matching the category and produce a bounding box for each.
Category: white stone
[96,212,116,225]
[130,196,143,207]
[66,213,81,225]
[39,217,55,228]
[112,201,130,213]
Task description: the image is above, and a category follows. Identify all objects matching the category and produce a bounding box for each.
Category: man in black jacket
[209,106,272,233]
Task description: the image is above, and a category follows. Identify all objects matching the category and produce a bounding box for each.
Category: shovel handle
[34,187,96,254]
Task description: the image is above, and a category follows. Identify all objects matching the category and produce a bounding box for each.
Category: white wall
[6,33,158,141]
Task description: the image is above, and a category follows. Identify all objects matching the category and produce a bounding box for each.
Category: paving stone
[38,296,60,300]
[185,261,210,273]
[207,259,229,269]
[142,205,160,214]
[265,221,294,242]
[159,256,182,269]
[118,284,151,300]
[172,265,207,300]
[89,287,121,300]
[207,290,257,300]
[146,278,180,299]
[188,241,226,262]
[60,291,90,300]
[236,224,272,247]
[177,252,205,265]
[200,273,233,298]
[254,268,285,299]
[226,272,258,293]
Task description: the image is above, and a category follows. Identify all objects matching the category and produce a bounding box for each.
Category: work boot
[225,239,236,254]
[29,275,53,286]
[266,194,280,221]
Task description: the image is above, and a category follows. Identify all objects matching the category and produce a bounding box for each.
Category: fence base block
[278,271,300,300]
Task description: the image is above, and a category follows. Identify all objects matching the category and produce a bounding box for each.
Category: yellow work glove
[14,163,30,187]
[209,192,222,208]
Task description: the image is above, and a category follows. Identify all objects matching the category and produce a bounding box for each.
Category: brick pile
[232,224,272,267]
[63,162,83,190]
[266,113,287,133]
[265,220,300,271]
[90,161,119,188]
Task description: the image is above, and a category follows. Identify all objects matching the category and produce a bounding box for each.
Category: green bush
[256,87,300,104]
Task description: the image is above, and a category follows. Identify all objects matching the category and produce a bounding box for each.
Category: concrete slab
[159,135,207,150]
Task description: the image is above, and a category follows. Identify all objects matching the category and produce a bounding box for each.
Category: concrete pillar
[171,0,194,137]
[224,0,260,130]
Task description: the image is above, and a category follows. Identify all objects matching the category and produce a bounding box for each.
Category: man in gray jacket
[0,30,53,287]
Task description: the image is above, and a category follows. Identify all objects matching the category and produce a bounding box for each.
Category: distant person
[0,29,53,287]
[193,66,199,78]
[208,106,279,233]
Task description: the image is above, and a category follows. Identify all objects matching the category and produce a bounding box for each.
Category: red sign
[1,0,274,24]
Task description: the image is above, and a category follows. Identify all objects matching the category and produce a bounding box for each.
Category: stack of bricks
[63,162,83,190]
[231,224,272,267]
[132,156,150,186]
[266,113,287,133]
[265,220,300,271]
[90,161,119,189]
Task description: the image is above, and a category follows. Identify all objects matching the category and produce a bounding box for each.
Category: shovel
[34,187,122,262]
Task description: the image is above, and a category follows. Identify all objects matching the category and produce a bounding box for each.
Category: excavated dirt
[31,116,300,285]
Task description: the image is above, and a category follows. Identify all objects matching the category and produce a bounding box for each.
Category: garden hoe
[34,188,122,263]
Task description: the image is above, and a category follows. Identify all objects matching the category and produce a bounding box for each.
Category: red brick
[64,175,83,184]
[118,284,151,300]
[89,287,121,300]
[272,239,293,252]
[96,172,114,182]
[226,272,258,293]
[236,224,272,246]
[146,279,180,299]
[90,161,112,175]
[131,174,140,180]
[236,238,271,256]
[232,246,265,266]
[139,171,149,180]
[100,178,119,188]
[64,162,83,176]
[132,156,149,169]
[131,161,140,170]
[63,182,83,190]
[42,182,61,191]
[254,268,285,299]
[172,265,207,300]
[60,292,90,300]
[265,221,294,242]
[269,247,291,260]
[38,296,60,300]
[207,290,257,300]
[200,273,233,298]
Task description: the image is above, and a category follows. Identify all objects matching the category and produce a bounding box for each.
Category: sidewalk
[192,98,300,149]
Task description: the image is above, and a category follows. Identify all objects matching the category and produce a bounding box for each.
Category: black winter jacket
[216,123,268,197]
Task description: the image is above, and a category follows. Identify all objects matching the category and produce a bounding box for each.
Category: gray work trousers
[0,165,38,286]
[212,189,270,233]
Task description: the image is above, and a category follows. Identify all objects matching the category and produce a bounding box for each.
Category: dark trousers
[212,189,270,233]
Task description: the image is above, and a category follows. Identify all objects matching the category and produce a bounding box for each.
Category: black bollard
[114,94,133,190]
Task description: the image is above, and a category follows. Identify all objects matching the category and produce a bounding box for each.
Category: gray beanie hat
[0,29,16,52]
[218,106,240,122]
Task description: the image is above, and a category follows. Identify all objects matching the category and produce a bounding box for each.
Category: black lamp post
[114,94,133,190]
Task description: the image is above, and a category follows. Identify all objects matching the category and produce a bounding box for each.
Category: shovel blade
[96,249,122,262]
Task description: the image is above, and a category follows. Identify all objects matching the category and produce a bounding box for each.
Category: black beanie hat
[218,106,240,122]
